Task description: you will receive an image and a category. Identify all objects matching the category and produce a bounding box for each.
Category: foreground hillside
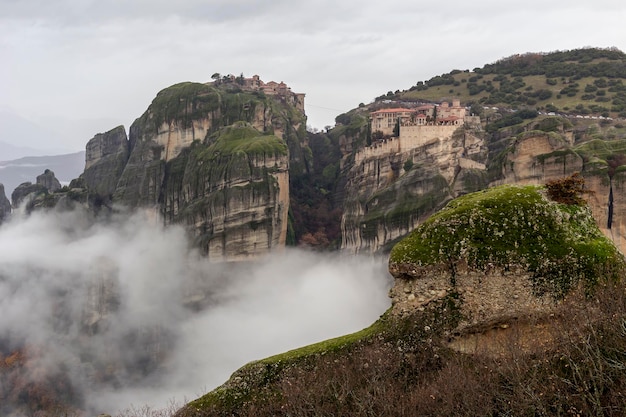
[175,181,626,416]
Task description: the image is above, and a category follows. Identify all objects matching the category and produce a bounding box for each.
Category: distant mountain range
[0,152,85,198]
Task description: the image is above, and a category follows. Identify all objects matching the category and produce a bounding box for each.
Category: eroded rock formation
[174,184,626,417]
[76,80,307,261]
[83,125,129,198]
[0,183,10,224]
[36,169,62,192]
[339,113,625,255]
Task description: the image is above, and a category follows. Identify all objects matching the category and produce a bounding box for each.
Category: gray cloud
[1,0,625,151]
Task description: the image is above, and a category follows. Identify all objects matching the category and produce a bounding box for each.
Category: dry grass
[178,281,626,417]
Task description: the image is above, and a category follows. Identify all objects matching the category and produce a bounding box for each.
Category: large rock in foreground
[389,184,626,326]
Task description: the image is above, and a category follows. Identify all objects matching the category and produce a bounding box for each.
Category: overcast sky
[1,0,625,153]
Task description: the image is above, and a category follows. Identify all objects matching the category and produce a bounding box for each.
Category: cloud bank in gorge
[0,209,391,414]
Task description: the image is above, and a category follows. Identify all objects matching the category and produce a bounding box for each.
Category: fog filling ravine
[0,208,391,415]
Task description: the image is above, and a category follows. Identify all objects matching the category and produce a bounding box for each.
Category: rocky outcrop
[11,181,46,208]
[175,185,626,417]
[388,184,626,324]
[341,125,488,253]
[83,125,129,197]
[76,80,307,260]
[36,169,61,192]
[340,114,626,255]
[0,183,10,224]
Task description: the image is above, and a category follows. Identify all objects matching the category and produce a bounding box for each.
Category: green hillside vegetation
[394,47,626,118]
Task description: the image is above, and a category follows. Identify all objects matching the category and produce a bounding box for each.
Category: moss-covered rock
[389,184,626,297]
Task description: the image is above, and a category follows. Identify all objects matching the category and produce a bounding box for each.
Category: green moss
[389,184,625,297]
[575,138,626,162]
[201,122,287,159]
[536,148,577,163]
[147,82,219,129]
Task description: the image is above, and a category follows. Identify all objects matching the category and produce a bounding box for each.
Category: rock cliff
[492,124,626,254]
[10,169,66,211]
[340,118,488,254]
[339,112,626,255]
[36,169,62,192]
[0,184,10,224]
[161,122,290,261]
[78,79,308,260]
[83,125,129,198]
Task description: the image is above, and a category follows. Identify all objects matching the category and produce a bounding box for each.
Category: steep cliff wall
[341,125,489,253]
[0,184,10,224]
[161,123,290,261]
[83,125,129,198]
[79,81,306,260]
[340,114,625,255]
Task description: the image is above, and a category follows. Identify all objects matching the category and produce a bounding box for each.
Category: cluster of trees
[478,47,626,78]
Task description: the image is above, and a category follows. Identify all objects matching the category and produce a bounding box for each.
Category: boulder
[36,169,62,192]
[388,184,626,327]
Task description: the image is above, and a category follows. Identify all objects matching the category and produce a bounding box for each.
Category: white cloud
[0,208,391,414]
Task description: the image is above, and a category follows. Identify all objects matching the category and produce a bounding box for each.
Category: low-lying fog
[0,208,391,415]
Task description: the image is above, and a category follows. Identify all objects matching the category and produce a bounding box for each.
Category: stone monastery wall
[355,124,460,164]
[399,125,459,152]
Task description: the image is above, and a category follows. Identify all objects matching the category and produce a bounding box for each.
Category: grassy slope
[394,48,626,118]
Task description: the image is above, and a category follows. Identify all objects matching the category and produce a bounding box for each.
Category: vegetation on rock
[389,182,625,296]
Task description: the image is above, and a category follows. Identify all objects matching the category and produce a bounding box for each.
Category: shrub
[545,172,591,206]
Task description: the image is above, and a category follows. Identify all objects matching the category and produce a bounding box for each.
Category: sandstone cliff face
[81,81,307,260]
[341,125,488,253]
[340,114,625,255]
[161,123,290,261]
[0,184,10,224]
